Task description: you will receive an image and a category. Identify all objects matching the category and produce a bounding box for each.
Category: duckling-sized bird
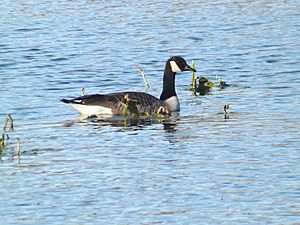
[61,56,196,116]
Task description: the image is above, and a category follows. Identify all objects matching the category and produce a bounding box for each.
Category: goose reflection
[62,114,179,131]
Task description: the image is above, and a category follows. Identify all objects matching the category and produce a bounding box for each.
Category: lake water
[1,0,300,224]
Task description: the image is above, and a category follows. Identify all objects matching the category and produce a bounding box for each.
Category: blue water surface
[0,0,299,224]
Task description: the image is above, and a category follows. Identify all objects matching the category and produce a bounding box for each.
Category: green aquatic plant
[195,76,215,95]
[0,114,22,162]
[120,94,170,127]
[188,61,230,95]
[121,94,140,118]
[191,60,196,90]
[0,114,14,148]
[121,94,169,119]
[16,138,21,156]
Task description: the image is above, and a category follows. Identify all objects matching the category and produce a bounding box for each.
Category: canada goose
[61,56,196,116]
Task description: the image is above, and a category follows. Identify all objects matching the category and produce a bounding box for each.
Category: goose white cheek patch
[170,61,182,73]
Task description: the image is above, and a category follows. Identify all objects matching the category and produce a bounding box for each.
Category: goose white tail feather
[70,103,113,115]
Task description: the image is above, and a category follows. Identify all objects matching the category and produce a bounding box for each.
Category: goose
[61,56,196,116]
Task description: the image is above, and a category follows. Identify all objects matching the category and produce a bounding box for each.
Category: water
[1,0,300,224]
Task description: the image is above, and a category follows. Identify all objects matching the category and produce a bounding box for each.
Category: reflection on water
[1,0,300,224]
[62,114,179,129]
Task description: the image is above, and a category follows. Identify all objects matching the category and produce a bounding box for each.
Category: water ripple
[0,0,299,224]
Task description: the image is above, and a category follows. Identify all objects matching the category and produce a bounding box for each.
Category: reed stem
[134,64,150,88]
[191,60,196,89]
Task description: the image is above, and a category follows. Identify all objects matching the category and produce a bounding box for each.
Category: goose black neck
[160,62,176,101]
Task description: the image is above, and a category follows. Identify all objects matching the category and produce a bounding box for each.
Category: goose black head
[168,56,197,73]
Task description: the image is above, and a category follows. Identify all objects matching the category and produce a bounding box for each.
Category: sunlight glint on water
[0,1,299,224]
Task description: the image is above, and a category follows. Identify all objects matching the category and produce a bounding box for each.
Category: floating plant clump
[121,94,140,117]
[113,94,170,126]
[188,61,230,95]
[121,94,170,119]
